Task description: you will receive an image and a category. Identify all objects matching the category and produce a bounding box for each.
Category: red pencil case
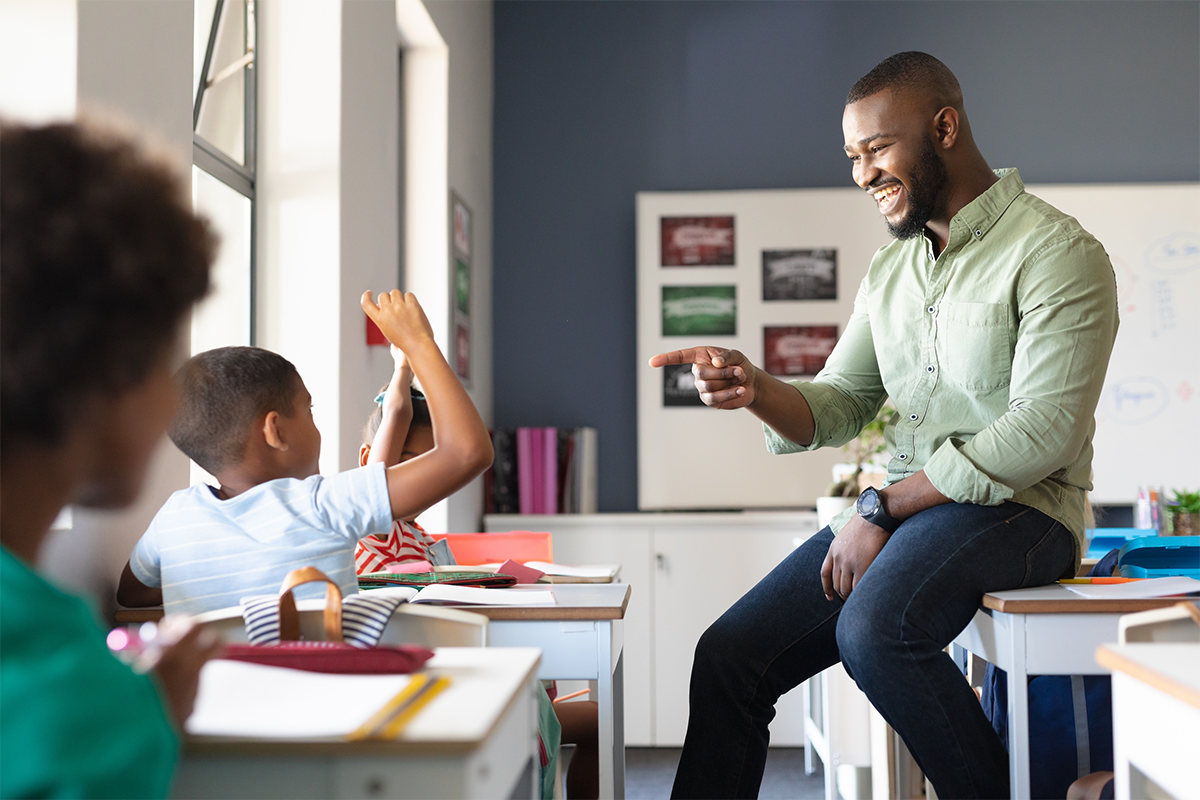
[220,641,435,674]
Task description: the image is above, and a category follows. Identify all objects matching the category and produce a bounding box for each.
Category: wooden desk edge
[184,652,542,757]
[1095,645,1200,710]
[118,585,632,624]
[982,595,1185,614]
[473,585,631,620]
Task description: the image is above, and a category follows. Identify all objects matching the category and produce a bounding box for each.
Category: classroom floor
[623,747,825,799]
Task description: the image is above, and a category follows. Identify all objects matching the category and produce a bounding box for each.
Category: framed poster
[661,216,735,266]
[661,286,737,337]
[762,249,837,301]
[451,192,472,383]
[763,325,838,376]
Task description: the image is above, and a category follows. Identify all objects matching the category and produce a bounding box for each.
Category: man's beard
[886,137,947,241]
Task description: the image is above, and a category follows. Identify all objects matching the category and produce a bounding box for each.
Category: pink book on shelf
[516,427,534,515]
[542,427,558,515]
[533,427,547,513]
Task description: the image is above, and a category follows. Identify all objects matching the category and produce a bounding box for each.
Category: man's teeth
[873,185,901,202]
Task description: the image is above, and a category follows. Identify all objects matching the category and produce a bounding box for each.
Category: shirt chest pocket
[937,301,1013,391]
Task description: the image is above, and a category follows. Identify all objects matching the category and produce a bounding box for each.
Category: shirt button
[898,453,908,460]
[909,414,918,421]
[975,229,982,237]
[926,365,935,373]
[927,306,935,314]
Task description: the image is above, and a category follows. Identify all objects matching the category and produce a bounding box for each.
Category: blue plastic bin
[1116,536,1200,579]
[1085,528,1152,560]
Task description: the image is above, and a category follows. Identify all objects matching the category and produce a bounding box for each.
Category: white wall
[423,0,494,533]
[28,1,196,607]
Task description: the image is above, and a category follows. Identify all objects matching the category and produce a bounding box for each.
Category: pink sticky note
[384,560,433,574]
[497,559,545,585]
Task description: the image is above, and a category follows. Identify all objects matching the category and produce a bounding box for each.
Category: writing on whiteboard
[1145,232,1200,275]
[1104,376,1169,424]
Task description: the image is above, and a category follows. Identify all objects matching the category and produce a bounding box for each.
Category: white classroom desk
[454,583,632,800]
[173,647,542,800]
[1096,643,1200,800]
[951,585,1184,800]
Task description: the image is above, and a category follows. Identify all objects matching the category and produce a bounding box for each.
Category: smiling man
[655,52,1119,799]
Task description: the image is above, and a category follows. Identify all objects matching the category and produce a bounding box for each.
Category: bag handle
[278,567,343,642]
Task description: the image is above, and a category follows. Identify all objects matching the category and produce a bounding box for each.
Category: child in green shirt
[0,121,222,798]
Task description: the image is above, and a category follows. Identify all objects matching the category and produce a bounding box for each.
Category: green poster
[661,285,736,336]
[455,258,470,316]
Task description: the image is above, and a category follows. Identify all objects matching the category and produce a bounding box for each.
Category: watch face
[858,488,880,517]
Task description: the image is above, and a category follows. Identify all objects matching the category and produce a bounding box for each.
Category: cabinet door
[542,526,656,746]
[652,528,814,746]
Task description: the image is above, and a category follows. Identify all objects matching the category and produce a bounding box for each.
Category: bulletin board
[636,183,1200,511]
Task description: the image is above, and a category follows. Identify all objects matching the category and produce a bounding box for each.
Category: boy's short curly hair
[170,347,301,474]
[1,121,214,446]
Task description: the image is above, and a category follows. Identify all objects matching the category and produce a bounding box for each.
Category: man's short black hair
[361,387,430,447]
[170,347,301,474]
[1,122,214,446]
[846,51,963,110]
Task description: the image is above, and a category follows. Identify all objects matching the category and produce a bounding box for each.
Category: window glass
[196,0,247,164]
[191,165,252,355]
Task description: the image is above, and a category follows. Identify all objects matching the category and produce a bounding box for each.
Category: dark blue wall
[493,0,1200,512]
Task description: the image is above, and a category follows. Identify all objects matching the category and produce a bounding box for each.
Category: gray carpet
[624,747,825,800]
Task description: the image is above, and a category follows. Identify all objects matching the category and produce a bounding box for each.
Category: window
[191,0,256,354]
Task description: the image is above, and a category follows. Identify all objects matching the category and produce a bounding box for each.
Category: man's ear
[358,444,370,467]
[932,106,959,150]
[262,411,289,451]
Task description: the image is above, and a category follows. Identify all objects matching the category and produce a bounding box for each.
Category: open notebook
[188,660,418,739]
[365,583,556,606]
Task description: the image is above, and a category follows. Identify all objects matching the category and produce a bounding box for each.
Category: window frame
[193,0,257,344]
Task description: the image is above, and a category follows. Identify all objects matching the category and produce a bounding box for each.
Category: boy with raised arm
[118,290,493,615]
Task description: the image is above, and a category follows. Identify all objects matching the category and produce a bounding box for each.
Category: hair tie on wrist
[374,392,386,406]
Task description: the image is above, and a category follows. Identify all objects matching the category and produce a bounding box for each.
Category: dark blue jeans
[671,501,1076,800]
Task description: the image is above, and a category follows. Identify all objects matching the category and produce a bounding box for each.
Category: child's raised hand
[361,290,435,351]
[390,344,413,378]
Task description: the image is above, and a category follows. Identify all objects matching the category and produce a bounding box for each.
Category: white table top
[184,646,542,756]
[1096,643,1200,710]
[982,583,1190,614]
[451,582,632,620]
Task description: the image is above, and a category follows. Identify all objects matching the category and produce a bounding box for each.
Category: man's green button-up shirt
[766,169,1119,561]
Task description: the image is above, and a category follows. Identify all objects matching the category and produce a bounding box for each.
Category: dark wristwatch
[856,486,902,533]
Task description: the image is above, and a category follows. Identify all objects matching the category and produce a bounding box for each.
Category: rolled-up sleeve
[925,236,1118,503]
[764,276,887,454]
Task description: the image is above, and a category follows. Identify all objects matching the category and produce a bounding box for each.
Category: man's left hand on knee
[821,516,892,601]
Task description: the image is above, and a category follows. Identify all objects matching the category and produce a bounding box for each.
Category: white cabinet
[485,511,819,747]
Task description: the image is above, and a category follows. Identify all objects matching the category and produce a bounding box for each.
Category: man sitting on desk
[653,51,1119,800]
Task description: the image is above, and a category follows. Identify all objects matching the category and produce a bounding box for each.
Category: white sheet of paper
[1063,576,1200,599]
[522,562,620,579]
[186,659,414,739]
[411,584,556,605]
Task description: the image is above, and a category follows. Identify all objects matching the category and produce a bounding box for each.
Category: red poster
[764,325,838,376]
[661,216,735,266]
[455,323,470,380]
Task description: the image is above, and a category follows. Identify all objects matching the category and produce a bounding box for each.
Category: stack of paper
[1062,576,1200,599]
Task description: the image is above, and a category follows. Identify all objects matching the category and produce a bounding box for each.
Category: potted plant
[816,404,897,527]
[1165,489,1200,536]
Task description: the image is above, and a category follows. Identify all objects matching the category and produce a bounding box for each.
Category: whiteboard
[636,183,1200,510]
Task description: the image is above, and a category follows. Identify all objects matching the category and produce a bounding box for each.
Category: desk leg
[596,620,625,800]
[1003,613,1031,800]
